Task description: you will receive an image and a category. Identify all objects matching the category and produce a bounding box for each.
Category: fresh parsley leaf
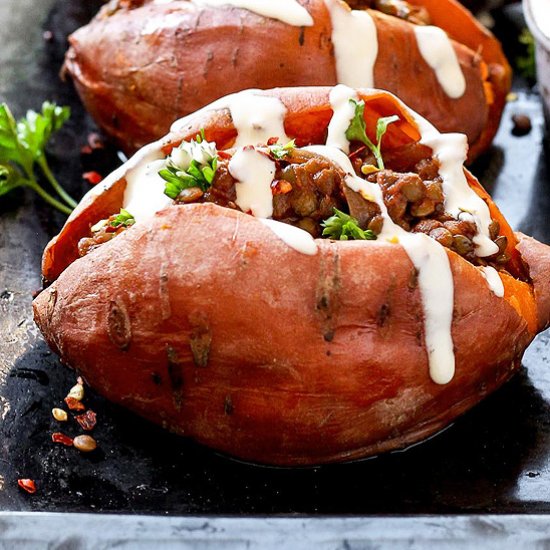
[345,99,399,170]
[17,102,70,164]
[110,208,136,228]
[0,164,25,197]
[269,139,296,160]
[0,101,74,215]
[321,208,377,241]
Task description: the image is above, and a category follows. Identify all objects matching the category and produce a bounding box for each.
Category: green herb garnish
[345,99,399,170]
[321,208,377,241]
[110,208,135,228]
[269,139,296,160]
[0,101,75,215]
[160,131,218,199]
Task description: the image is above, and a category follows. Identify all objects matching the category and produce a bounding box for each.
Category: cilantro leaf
[321,208,377,241]
[345,99,399,170]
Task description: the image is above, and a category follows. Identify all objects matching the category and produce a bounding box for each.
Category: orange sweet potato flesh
[34,87,550,466]
[64,0,510,160]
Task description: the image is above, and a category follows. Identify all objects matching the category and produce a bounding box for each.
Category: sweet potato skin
[33,203,542,465]
[64,0,508,158]
[34,86,550,465]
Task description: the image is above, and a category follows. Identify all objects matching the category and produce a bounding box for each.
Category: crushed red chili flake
[82,171,103,185]
[75,410,97,431]
[17,479,36,494]
[64,396,86,411]
[52,432,74,446]
[80,144,93,155]
[267,137,279,146]
[217,150,232,160]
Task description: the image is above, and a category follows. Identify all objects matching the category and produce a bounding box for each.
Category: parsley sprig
[0,102,75,215]
[345,99,399,170]
[322,208,377,241]
[160,131,218,200]
[269,139,296,160]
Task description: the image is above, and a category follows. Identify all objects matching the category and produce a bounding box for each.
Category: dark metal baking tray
[1,0,550,530]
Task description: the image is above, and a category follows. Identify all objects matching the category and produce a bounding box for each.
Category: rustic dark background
[1,0,550,516]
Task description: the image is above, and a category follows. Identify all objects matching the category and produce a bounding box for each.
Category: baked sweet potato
[33,86,550,465]
[64,0,511,161]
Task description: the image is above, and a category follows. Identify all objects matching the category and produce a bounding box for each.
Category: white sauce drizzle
[413,26,466,99]
[259,219,318,255]
[123,157,173,222]
[480,266,505,298]
[323,0,378,89]
[411,114,499,257]
[229,147,275,218]
[305,143,456,385]
[326,85,359,154]
[192,0,314,26]
[229,92,291,149]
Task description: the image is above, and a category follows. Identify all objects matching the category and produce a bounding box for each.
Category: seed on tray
[67,383,84,401]
[52,408,68,422]
[17,479,36,494]
[73,435,97,453]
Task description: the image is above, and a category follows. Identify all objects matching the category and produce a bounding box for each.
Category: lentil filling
[78,144,510,270]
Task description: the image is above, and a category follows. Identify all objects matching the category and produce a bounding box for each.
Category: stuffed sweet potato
[34,86,550,465]
[64,0,511,161]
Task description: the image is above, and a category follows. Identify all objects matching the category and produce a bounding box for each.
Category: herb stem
[27,178,73,215]
[37,157,77,208]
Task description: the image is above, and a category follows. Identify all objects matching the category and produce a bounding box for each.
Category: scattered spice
[52,432,74,446]
[80,145,93,155]
[75,410,97,431]
[82,171,103,185]
[511,114,532,137]
[17,479,36,494]
[67,383,84,401]
[73,435,97,453]
[52,408,68,422]
[64,396,86,411]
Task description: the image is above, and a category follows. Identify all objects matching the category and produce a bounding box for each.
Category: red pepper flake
[52,432,74,446]
[75,410,97,431]
[217,150,232,160]
[271,179,292,195]
[267,137,279,146]
[64,396,86,411]
[17,479,36,494]
[82,171,103,185]
[80,145,93,155]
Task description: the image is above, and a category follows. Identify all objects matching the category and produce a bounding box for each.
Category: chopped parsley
[345,99,399,170]
[269,139,296,160]
[322,208,377,241]
[160,130,218,199]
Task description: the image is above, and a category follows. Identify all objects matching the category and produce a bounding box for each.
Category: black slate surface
[1,0,550,517]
